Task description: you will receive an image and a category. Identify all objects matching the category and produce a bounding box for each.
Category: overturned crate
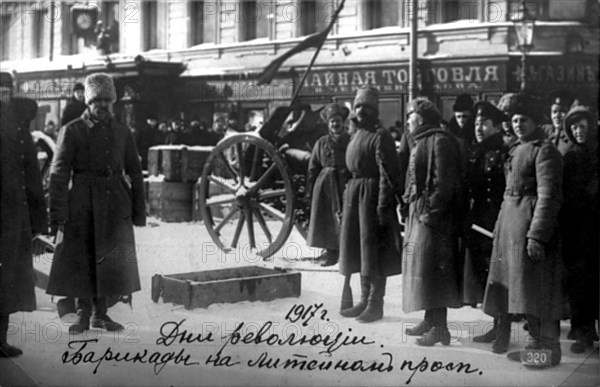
[151,266,301,309]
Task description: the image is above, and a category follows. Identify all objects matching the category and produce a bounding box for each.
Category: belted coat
[339,122,402,278]
[483,128,566,320]
[401,125,463,313]
[0,102,47,314]
[306,132,350,250]
[46,111,146,298]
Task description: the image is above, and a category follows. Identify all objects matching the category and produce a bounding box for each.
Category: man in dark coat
[135,114,161,170]
[60,82,87,126]
[541,90,574,155]
[338,87,402,323]
[0,72,47,357]
[463,101,510,353]
[559,104,599,353]
[402,97,463,346]
[47,73,146,333]
[448,94,475,165]
[482,93,565,367]
[306,103,351,268]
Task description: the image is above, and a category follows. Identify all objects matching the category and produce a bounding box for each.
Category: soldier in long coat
[47,73,146,333]
[338,87,402,323]
[402,97,463,346]
[306,103,350,267]
[0,73,47,357]
[482,93,565,367]
[462,101,511,353]
[559,104,599,353]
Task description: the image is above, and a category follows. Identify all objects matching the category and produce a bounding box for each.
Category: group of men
[0,70,597,372]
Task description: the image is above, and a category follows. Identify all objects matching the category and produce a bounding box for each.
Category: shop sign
[16,77,85,100]
[190,79,295,102]
[512,62,597,85]
[301,62,506,97]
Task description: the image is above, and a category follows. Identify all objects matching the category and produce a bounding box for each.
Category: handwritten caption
[61,303,482,384]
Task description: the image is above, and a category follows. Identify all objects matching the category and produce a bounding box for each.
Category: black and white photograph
[0,0,598,385]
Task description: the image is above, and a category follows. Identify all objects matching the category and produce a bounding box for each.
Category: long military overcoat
[0,102,47,314]
[482,129,566,320]
[339,124,402,278]
[46,111,146,298]
[306,132,350,250]
[401,126,463,313]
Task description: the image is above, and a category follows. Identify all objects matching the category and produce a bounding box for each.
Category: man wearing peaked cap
[47,72,146,335]
[61,82,87,126]
[542,89,575,155]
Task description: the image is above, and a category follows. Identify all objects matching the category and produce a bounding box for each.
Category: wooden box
[181,146,213,182]
[151,266,301,309]
[147,146,162,176]
[160,181,194,222]
[161,145,186,182]
[145,176,164,216]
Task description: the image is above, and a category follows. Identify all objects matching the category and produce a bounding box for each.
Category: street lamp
[512,1,536,91]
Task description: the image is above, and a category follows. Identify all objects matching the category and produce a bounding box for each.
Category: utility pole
[409,0,418,100]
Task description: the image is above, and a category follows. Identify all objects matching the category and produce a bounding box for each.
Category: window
[362,0,399,30]
[191,0,204,45]
[1,15,10,60]
[298,0,329,36]
[426,0,480,24]
[101,1,120,53]
[143,1,166,50]
[33,10,46,57]
[239,0,269,41]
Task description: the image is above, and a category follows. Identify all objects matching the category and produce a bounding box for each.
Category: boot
[90,297,124,331]
[491,313,511,354]
[357,276,386,323]
[340,276,369,318]
[416,308,451,346]
[69,298,91,334]
[540,319,561,366]
[320,249,339,267]
[0,315,22,358]
[340,275,353,311]
[473,318,497,343]
[406,309,433,336]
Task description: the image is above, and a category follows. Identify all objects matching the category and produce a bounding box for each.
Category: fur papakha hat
[453,93,474,112]
[84,73,117,104]
[353,86,379,112]
[407,97,441,126]
[320,103,350,122]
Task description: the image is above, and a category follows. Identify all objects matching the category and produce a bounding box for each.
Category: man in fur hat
[483,92,565,367]
[338,87,402,323]
[448,94,476,163]
[0,72,47,357]
[47,73,146,333]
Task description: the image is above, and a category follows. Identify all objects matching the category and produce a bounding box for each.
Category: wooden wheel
[199,134,295,259]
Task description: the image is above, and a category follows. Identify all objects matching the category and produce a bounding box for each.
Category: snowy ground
[1,217,598,387]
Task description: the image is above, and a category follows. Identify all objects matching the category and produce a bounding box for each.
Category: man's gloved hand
[527,238,545,263]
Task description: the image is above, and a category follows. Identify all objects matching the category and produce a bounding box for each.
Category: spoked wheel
[199,134,295,259]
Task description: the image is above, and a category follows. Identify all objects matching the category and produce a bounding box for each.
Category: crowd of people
[1,70,597,370]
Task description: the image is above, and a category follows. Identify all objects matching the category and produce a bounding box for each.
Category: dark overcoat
[46,111,146,298]
[0,102,47,314]
[542,123,574,156]
[482,128,566,320]
[306,132,350,250]
[401,126,463,313]
[462,133,507,304]
[339,124,402,278]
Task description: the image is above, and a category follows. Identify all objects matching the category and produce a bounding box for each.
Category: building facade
[1,0,598,131]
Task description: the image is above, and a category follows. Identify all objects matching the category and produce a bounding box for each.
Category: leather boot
[357,276,386,323]
[473,318,497,343]
[340,276,369,317]
[69,298,91,334]
[507,315,541,362]
[406,309,433,336]
[540,319,561,366]
[416,308,451,346]
[0,315,22,358]
[491,313,511,354]
[91,297,124,331]
[340,275,353,311]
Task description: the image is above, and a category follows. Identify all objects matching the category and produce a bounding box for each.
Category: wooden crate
[151,266,301,309]
[181,146,213,182]
[160,181,193,222]
[145,176,164,216]
[161,145,186,182]
[147,146,163,176]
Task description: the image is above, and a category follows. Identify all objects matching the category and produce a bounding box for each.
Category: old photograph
[0,0,598,385]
